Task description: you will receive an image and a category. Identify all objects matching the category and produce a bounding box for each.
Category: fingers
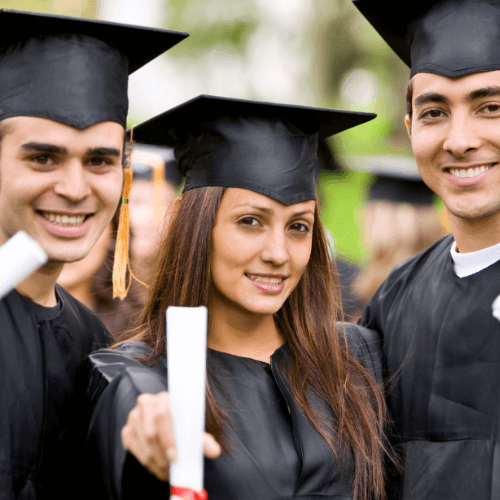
[203,433,222,459]
[121,391,175,482]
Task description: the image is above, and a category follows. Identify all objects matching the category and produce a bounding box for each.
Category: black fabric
[0,9,188,129]
[0,285,111,500]
[131,95,376,206]
[18,288,62,322]
[335,258,363,321]
[360,233,500,499]
[353,0,500,78]
[84,323,380,500]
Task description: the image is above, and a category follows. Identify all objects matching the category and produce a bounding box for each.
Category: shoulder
[339,322,382,384]
[377,233,452,295]
[360,234,453,331]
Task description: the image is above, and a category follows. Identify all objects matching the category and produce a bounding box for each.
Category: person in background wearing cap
[351,156,446,311]
[128,144,181,286]
[0,10,187,500]
[353,0,500,498]
[84,95,391,500]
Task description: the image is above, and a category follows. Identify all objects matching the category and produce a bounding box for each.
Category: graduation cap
[131,95,376,206]
[344,155,435,205]
[353,0,500,78]
[0,9,188,129]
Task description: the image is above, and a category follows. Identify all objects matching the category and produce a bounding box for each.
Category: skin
[121,187,316,482]
[56,223,113,310]
[406,70,500,252]
[0,116,125,306]
[129,178,177,271]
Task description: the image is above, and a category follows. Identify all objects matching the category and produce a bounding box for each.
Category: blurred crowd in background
[5,0,450,332]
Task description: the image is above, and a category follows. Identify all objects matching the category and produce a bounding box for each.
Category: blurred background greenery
[2,0,417,263]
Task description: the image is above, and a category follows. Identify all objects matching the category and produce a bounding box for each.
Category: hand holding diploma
[120,306,220,490]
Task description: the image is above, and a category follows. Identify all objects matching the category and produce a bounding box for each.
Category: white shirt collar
[450,240,500,278]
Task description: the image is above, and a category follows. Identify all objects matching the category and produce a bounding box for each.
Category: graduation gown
[360,233,500,500]
[84,323,381,500]
[0,285,110,500]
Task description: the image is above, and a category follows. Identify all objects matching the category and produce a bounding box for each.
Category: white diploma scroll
[0,231,47,300]
[167,306,208,497]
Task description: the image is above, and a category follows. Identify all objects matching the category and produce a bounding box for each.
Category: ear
[405,115,412,137]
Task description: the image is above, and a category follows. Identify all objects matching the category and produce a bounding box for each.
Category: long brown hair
[128,186,388,500]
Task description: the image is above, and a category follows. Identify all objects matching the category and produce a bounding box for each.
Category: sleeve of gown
[84,344,171,500]
[342,322,383,385]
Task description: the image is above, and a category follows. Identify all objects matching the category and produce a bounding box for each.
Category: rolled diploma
[167,306,208,496]
[0,231,48,300]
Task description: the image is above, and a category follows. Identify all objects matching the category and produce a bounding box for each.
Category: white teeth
[449,164,494,178]
[41,212,86,226]
[247,275,283,284]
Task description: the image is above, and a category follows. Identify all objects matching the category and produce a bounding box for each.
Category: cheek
[96,172,123,210]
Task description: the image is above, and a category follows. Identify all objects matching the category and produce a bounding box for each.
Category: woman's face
[210,187,315,316]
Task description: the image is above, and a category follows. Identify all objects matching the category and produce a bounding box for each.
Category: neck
[449,209,500,253]
[60,279,95,311]
[15,260,64,307]
[207,299,284,364]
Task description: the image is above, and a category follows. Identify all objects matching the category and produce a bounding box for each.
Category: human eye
[289,222,310,233]
[87,156,114,167]
[238,216,261,227]
[29,154,56,167]
[479,103,500,114]
[418,108,446,121]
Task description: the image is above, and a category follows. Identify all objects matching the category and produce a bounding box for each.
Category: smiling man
[352,0,500,499]
[0,10,187,500]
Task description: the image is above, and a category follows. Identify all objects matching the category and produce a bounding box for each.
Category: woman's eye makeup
[289,222,310,233]
[238,216,260,226]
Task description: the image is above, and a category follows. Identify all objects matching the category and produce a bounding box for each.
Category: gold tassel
[113,128,135,299]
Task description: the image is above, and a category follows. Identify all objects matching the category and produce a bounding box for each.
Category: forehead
[220,187,316,213]
[3,116,125,146]
[412,70,500,102]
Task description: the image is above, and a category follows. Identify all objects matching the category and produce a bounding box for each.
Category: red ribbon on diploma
[171,486,208,500]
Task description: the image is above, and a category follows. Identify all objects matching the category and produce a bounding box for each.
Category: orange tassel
[113,128,135,299]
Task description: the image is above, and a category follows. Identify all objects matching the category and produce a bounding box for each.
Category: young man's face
[407,70,500,221]
[0,116,124,263]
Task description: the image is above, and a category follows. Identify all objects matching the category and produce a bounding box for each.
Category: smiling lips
[447,163,495,178]
[39,211,89,226]
[246,274,287,294]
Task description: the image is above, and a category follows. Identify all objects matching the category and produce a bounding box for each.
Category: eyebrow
[466,86,500,102]
[21,142,68,154]
[413,92,450,108]
[414,86,500,109]
[233,204,315,217]
[86,147,121,157]
[21,143,121,157]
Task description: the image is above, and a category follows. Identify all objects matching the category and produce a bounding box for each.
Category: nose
[442,113,482,158]
[53,161,92,202]
[260,226,289,267]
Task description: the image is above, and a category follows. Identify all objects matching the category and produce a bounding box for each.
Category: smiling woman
[84,96,390,500]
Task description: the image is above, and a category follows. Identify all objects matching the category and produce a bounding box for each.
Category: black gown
[360,233,500,500]
[0,285,110,500]
[84,323,381,500]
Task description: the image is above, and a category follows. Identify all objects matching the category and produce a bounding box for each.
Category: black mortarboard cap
[132,95,375,206]
[353,0,500,78]
[345,155,434,205]
[0,9,188,129]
